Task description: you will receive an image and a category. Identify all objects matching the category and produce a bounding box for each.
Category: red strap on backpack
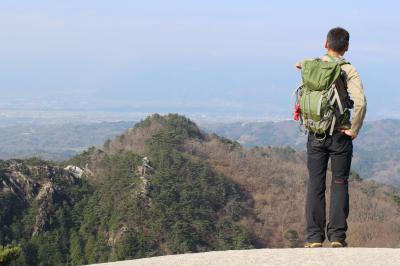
[293,103,300,121]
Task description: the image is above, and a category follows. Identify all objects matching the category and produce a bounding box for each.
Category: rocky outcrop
[32,181,56,236]
[0,160,85,236]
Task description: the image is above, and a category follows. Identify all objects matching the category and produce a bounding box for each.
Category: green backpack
[295,56,352,137]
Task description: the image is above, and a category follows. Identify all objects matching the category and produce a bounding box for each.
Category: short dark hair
[327,27,350,52]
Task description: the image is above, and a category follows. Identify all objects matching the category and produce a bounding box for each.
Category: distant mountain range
[1,114,399,265]
[202,119,400,188]
[1,118,399,188]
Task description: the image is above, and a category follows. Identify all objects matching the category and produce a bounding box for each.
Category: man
[296,27,367,248]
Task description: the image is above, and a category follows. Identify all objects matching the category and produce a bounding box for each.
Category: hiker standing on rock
[294,27,367,248]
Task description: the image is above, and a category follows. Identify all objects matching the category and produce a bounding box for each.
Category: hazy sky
[0,1,399,119]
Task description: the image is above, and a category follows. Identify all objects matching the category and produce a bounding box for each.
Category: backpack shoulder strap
[338,60,350,66]
[323,54,350,66]
[324,55,354,110]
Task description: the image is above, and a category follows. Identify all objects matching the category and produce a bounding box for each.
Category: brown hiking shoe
[331,241,348,248]
[304,242,323,248]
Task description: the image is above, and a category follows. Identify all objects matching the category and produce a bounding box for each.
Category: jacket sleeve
[344,65,367,137]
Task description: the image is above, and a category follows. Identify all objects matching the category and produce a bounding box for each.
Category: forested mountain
[202,119,400,188]
[1,114,400,265]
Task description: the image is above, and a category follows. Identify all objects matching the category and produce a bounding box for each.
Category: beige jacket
[299,55,367,137]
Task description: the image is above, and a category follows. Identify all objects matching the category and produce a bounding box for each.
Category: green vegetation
[0,114,254,265]
[349,171,363,182]
[0,245,22,265]
[138,113,204,140]
[73,115,253,263]
[0,157,92,265]
[213,134,241,151]
[284,230,299,248]
[394,195,400,208]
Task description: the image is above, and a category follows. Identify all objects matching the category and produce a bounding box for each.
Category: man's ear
[324,39,328,49]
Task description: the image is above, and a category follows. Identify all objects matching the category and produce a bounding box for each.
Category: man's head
[324,27,350,55]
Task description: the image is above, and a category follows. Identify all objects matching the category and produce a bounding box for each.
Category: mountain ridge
[1,118,400,188]
[1,113,400,265]
[202,119,400,188]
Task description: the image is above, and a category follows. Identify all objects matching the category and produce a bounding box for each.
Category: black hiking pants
[306,131,353,243]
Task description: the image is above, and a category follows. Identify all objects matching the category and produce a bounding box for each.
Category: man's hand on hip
[340,129,356,140]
